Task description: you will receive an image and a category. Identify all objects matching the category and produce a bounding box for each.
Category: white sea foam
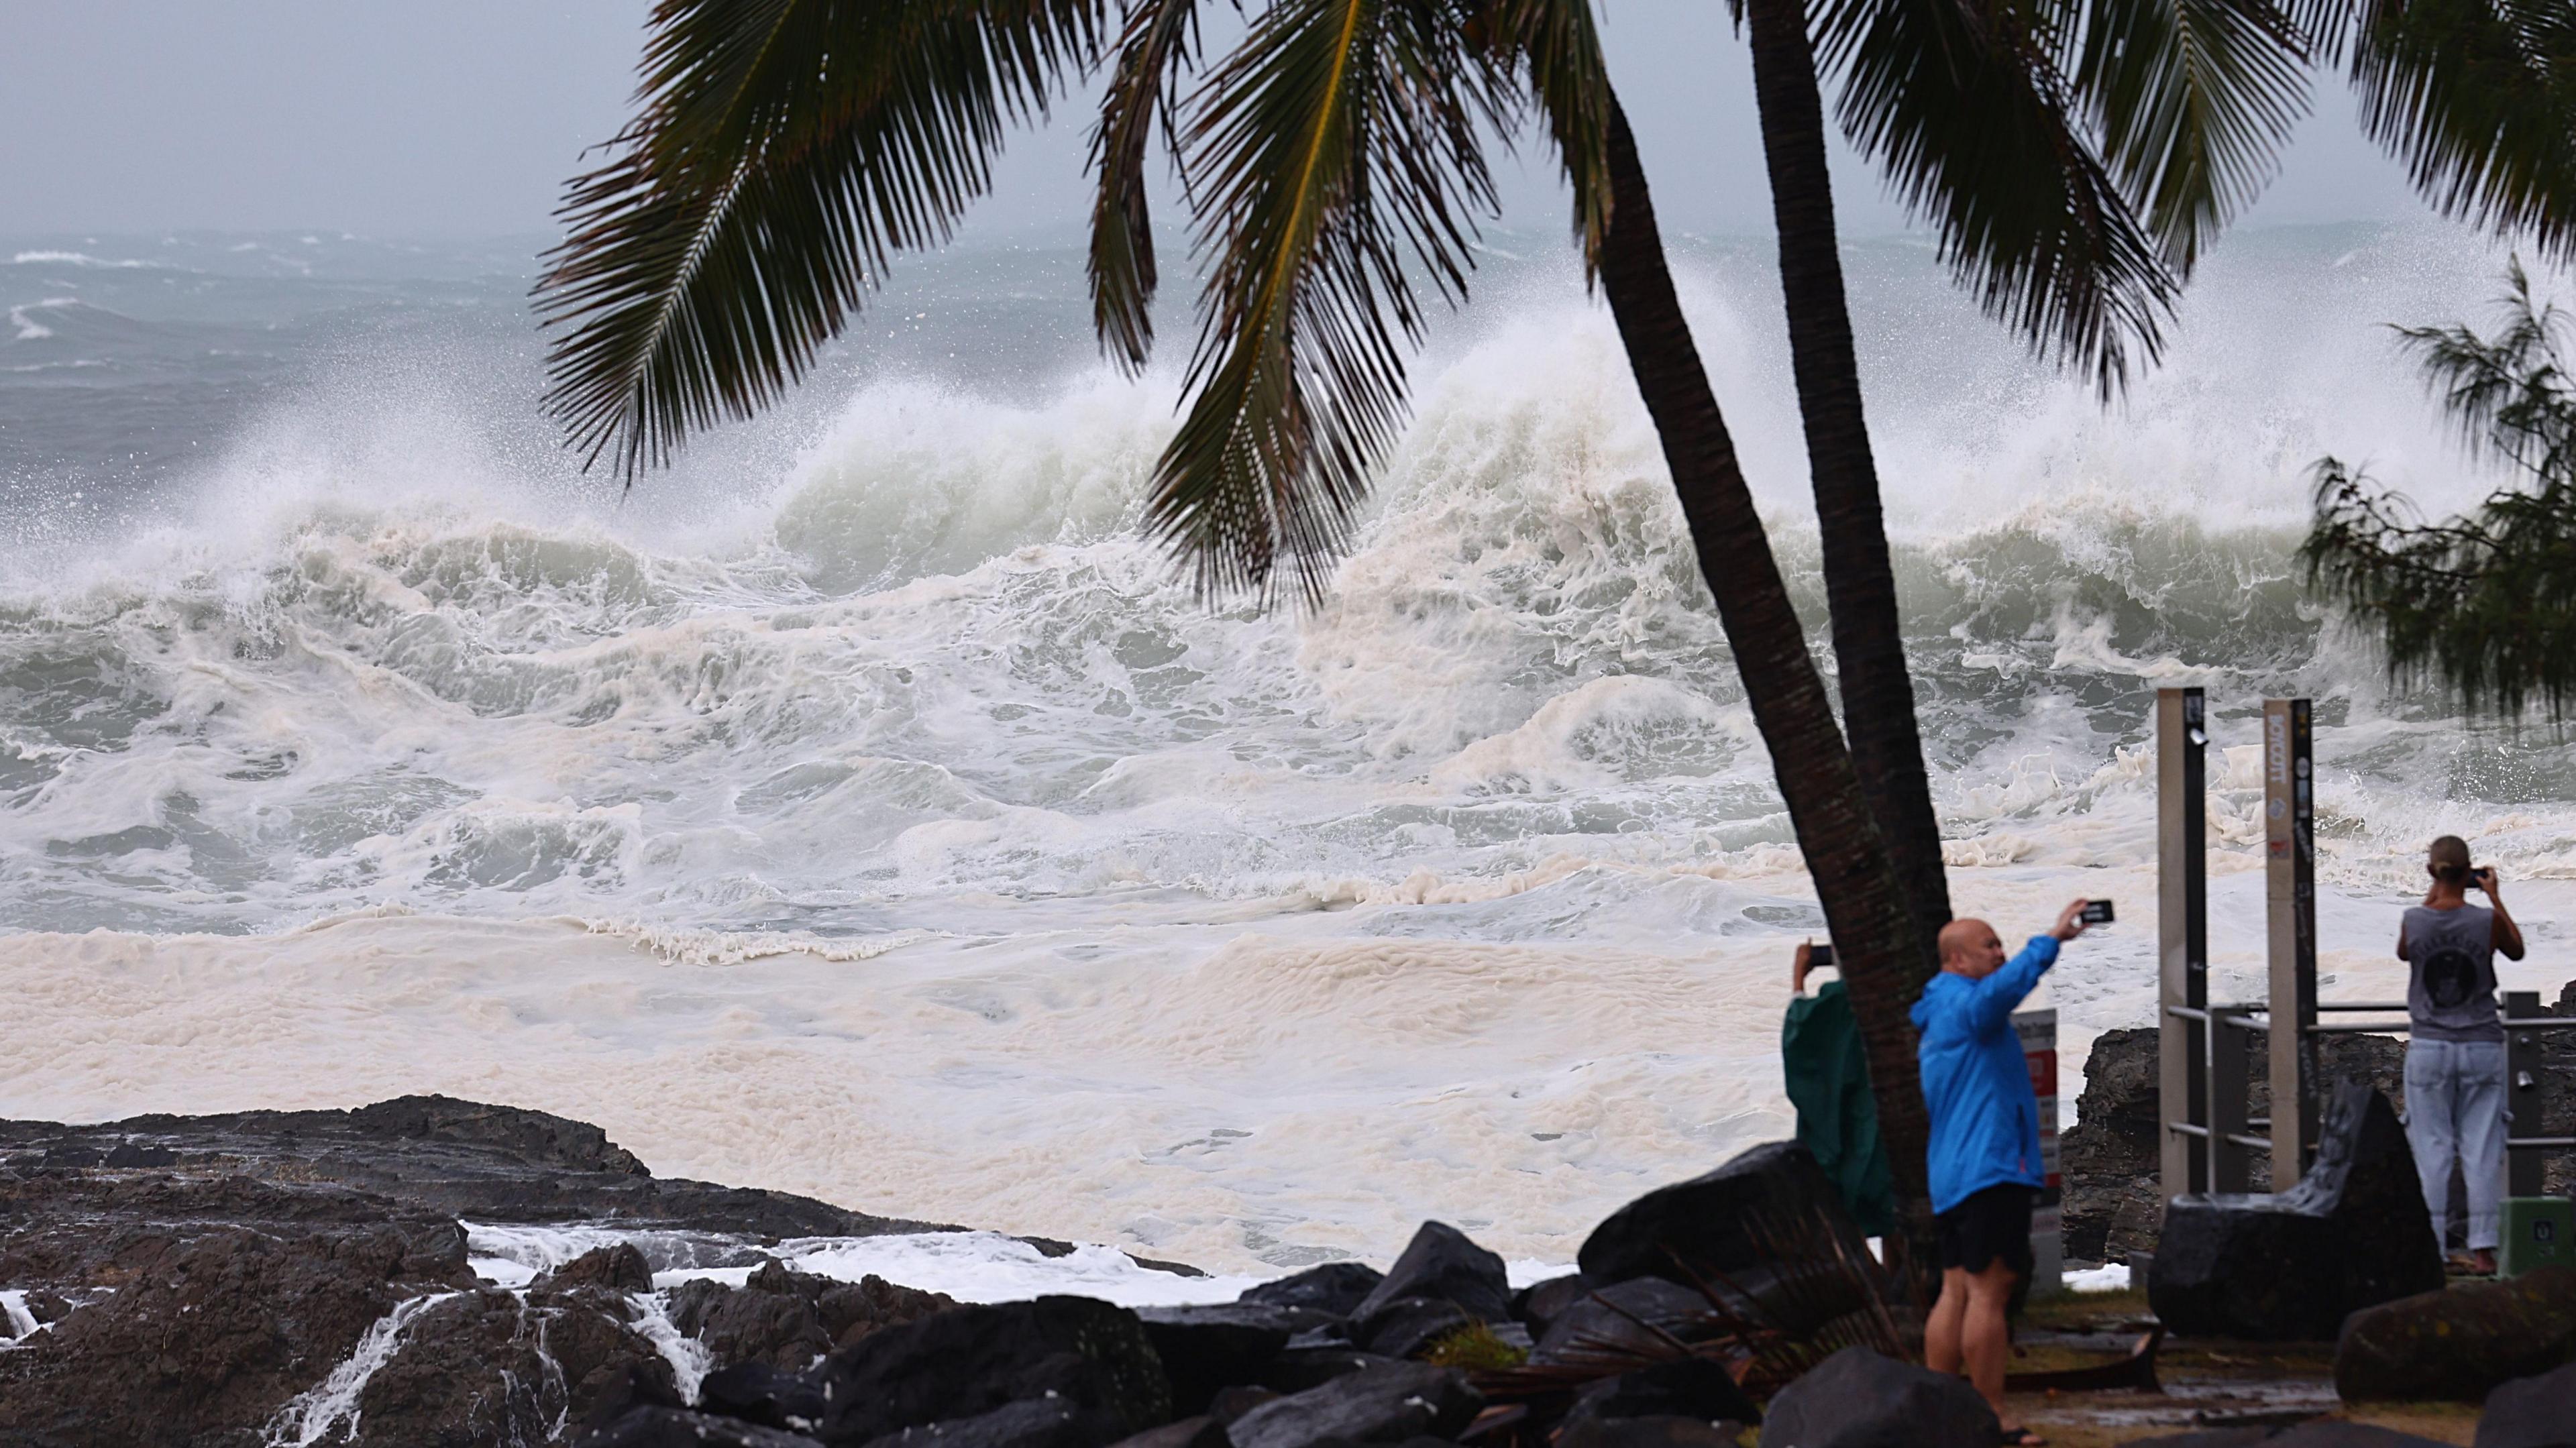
[8,249,150,268]
[263,1292,457,1447]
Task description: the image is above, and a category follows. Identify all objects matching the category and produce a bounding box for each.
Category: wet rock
[349,1284,680,1447]
[1513,1273,1592,1336]
[1350,1222,1511,1325]
[576,1359,690,1440]
[1260,1346,1397,1393]
[702,1360,835,1435]
[1754,1345,1996,1448]
[1210,1386,1281,1423]
[2151,1082,2443,1341]
[1578,1142,1868,1288]
[1242,1262,1384,1319]
[540,1241,657,1293]
[1565,1355,1761,1428]
[1348,1296,1474,1360]
[861,1396,1119,1448]
[1110,1414,1232,1448]
[1532,1278,1709,1365]
[1558,1416,1746,1448]
[2265,1426,2453,1448]
[0,1219,470,1447]
[669,1262,960,1372]
[583,1404,827,1447]
[2475,1359,2576,1448]
[1224,1361,1483,1448]
[2334,1265,2576,1402]
[812,1295,1171,1448]
[1136,1303,1306,1414]
[2119,1431,2279,1448]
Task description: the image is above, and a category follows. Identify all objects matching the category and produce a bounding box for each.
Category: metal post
[2263,698,2318,1189]
[2159,687,2208,1199]
[2508,990,2546,1197]
[2211,1005,2253,1191]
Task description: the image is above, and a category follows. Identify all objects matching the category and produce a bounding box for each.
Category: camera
[1808,942,1835,967]
[2080,899,2116,926]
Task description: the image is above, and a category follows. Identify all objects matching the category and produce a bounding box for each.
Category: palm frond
[2071,0,2313,272]
[1151,0,1510,603]
[1089,0,1203,372]
[2300,0,2576,259]
[1483,0,1616,275]
[537,0,1103,478]
[1817,0,2180,393]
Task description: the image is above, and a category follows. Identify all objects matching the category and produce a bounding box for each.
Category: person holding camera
[1915,899,2095,1447]
[2399,836,2527,1274]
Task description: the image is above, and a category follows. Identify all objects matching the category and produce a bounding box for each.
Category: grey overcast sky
[0,0,2432,242]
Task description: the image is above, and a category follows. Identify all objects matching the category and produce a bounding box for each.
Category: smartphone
[1809,942,1836,967]
[2080,899,2116,926]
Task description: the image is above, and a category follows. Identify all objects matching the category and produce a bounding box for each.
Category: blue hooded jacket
[1911,934,2057,1214]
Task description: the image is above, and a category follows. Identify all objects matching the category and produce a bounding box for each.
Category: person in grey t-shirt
[2397,835,2528,1274]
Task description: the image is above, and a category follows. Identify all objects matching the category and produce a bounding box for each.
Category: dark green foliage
[2302,263,2576,718]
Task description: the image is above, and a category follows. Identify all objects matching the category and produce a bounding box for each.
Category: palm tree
[535,0,1947,1270]
[1741,0,2576,994]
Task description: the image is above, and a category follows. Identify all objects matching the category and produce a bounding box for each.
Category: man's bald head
[1939,917,2008,979]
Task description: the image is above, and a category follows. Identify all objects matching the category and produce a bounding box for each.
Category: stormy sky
[1,0,2432,241]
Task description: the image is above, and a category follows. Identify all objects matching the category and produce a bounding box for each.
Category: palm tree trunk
[1595,95,1939,1285]
[1741,0,1952,985]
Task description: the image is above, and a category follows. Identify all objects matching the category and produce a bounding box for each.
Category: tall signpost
[2158,688,2208,1199]
[2264,699,2318,1188]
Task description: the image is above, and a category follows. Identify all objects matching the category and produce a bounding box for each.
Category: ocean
[4,223,2571,1275]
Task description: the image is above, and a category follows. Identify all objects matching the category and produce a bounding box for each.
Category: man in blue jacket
[1915,899,2092,1447]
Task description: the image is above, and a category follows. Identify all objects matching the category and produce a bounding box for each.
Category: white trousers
[2404,1038,2508,1252]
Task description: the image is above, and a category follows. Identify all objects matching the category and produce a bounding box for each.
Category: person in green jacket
[1784,940,1897,1238]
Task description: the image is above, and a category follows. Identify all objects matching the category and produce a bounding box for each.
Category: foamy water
[4,225,2572,1274]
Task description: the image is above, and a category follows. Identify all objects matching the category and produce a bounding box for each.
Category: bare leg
[1926,1266,1970,1376]
[1964,1260,2031,1439]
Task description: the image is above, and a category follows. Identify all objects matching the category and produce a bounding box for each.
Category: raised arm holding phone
[2396,836,2524,1275]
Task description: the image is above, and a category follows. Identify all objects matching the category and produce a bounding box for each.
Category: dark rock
[1348,1296,1473,1360]
[540,1241,657,1293]
[703,1360,835,1435]
[1350,1223,1511,1325]
[669,1262,961,1372]
[1110,1414,1232,1448]
[577,1359,690,1439]
[1567,1355,1762,1428]
[2151,1082,2443,1341]
[1755,1345,1997,1448]
[350,1284,680,1447]
[1261,1347,1397,1394]
[2061,1027,2412,1264]
[1243,1262,1385,1319]
[2336,1265,2576,1402]
[2267,1427,2454,1448]
[1578,1142,1869,1288]
[1136,1304,1303,1414]
[99,1141,177,1168]
[1513,1273,1592,1335]
[861,1396,1118,1448]
[813,1295,1171,1448]
[1225,1361,1483,1448]
[1210,1386,1281,1423]
[2118,1431,2279,1448]
[1558,1416,1745,1448]
[2476,1359,2576,1448]
[583,1404,828,1447]
[1534,1277,1711,1364]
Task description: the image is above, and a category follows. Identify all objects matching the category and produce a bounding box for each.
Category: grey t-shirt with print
[2405,903,2502,1044]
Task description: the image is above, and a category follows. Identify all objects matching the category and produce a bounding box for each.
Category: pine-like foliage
[2303,262,2576,718]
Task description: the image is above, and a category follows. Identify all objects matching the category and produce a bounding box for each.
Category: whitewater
[3,225,2572,1274]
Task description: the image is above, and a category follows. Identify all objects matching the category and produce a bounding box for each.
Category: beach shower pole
[2159,688,2210,1198]
[2264,699,2318,1189]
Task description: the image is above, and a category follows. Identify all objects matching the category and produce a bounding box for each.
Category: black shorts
[1937,1183,2035,1276]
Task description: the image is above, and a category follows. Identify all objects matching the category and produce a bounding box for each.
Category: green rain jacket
[1781,979,1898,1237]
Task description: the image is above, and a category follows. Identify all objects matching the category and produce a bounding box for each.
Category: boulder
[812,1295,1171,1448]
[350,1282,680,1444]
[1225,1361,1483,1448]
[859,1396,1116,1448]
[1261,1346,1397,1394]
[1209,1386,1280,1423]
[1566,1355,1761,1427]
[1109,1415,1232,1448]
[2476,1359,2576,1448]
[1755,1346,1996,1448]
[1532,1278,1711,1365]
[2266,1427,2454,1448]
[2102,1431,2276,1448]
[583,1404,828,1446]
[1242,1262,1385,1318]
[1349,1223,1511,1325]
[538,1241,657,1293]
[1136,1303,1305,1414]
[2336,1266,2576,1402]
[1579,1142,1869,1288]
[701,1360,834,1435]
[1558,1417,1745,1448]
[1348,1295,1474,1360]
[669,1262,959,1372]
[1513,1273,1592,1335]
[2151,1082,2443,1341]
